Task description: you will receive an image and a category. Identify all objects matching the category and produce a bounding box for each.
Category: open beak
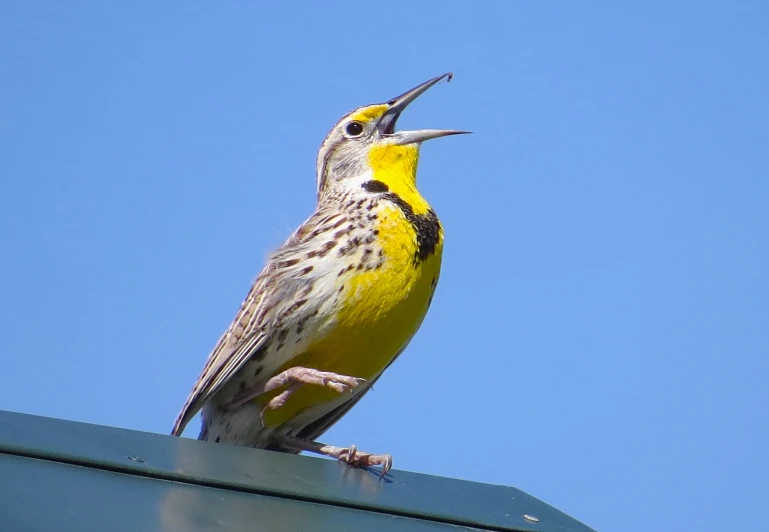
[377,73,470,145]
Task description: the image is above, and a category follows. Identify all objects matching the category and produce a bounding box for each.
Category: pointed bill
[376,73,471,143]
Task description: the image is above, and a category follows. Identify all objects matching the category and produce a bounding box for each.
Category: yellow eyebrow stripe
[349,104,388,123]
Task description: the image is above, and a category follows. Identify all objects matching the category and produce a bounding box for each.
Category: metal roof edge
[0,409,594,532]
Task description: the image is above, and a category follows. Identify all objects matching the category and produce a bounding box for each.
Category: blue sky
[2,2,768,530]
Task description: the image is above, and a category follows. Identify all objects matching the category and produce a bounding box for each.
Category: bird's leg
[225,366,367,411]
[278,435,392,476]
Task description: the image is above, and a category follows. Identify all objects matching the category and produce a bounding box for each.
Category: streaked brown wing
[171,205,348,437]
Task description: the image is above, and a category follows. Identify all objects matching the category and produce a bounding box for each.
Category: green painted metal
[0,410,594,532]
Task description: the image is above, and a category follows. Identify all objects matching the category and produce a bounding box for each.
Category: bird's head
[315,73,468,201]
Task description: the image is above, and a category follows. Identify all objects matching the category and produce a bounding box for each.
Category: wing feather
[171,206,345,436]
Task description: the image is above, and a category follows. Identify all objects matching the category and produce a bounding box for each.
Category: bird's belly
[316,253,441,378]
[262,214,442,427]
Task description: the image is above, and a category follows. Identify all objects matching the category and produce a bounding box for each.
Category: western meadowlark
[171,73,467,474]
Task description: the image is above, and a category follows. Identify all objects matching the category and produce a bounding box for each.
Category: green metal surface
[0,455,479,531]
[0,410,594,532]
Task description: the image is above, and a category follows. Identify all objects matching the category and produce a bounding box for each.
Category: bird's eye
[345,121,364,137]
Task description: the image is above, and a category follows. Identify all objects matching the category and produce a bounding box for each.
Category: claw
[226,366,367,411]
[278,435,392,477]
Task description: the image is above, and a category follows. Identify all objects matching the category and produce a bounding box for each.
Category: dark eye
[345,121,364,137]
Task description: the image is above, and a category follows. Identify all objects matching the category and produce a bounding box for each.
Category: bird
[171,73,468,474]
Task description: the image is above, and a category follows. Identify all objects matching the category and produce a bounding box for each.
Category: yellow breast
[263,200,443,426]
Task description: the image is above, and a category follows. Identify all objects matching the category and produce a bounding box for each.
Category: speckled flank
[247,157,444,428]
